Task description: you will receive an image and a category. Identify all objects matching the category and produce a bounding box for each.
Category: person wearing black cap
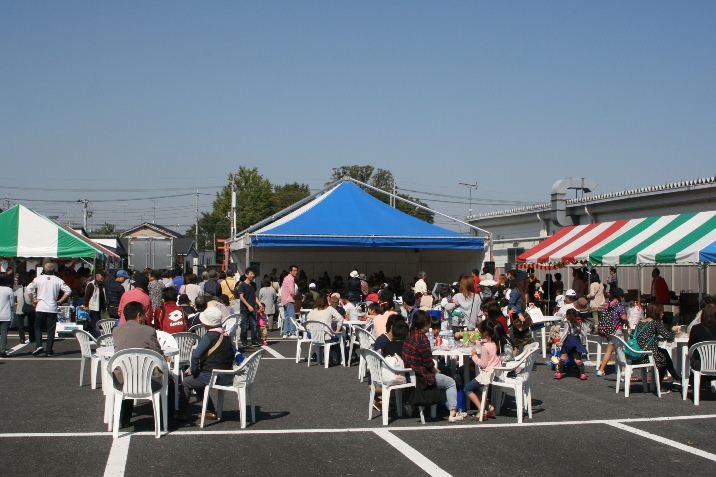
[597,287,628,377]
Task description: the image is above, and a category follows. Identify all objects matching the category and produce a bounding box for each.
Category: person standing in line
[146,269,165,315]
[26,263,72,357]
[237,267,264,347]
[105,270,128,319]
[0,275,16,357]
[606,267,618,295]
[281,265,298,339]
[82,270,107,337]
[258,278,277,332]
[14,276,29,344]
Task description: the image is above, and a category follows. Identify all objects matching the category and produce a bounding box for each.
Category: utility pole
[195,189,199,246]
[391,180,396,208]
[459,182,478,216]
[231,183,237,237]
[77,198,91,230]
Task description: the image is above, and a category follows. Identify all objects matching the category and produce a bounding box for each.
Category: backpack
[624,322,655,361]
[597,303,618,337]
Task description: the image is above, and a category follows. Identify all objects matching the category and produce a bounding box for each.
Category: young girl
[554,308,589,380]
[463,320,502,421]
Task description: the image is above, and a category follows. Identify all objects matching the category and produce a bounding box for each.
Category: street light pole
[458,182,478,216]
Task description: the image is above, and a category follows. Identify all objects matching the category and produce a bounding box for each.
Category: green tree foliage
[188,167,310,252]
[328,165,434,223]
[272,182,311,213]
[93,222,122,236]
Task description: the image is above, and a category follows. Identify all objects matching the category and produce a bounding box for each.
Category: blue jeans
[464,378,482,397]
[35,312,57,353]
[282,303,296,336]
[435,373,457,411]
[240,309,258,344]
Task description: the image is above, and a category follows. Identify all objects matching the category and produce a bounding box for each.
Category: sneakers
[241,342,249,348]
[204,411,218,420]
[553,372,565,379]
[32,347,44,356]
[579,374,588,380]
[262,340,268,346]
[596,370,605,377]
[282,334,289,339]
[448,414,464,423]
[456,411,468,418]
[289,335,298,339]
[45,352,55,357]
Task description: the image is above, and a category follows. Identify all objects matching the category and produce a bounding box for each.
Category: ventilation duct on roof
[550,177,597,227]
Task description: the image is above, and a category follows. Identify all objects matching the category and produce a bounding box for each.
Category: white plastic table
[660,335,689,398]
[433,345,481,409]
[530,316,562,358]
[343,320,371,367]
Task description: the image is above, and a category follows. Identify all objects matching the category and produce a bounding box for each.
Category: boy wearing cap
[106,271,128,319]
[177,307,234,421]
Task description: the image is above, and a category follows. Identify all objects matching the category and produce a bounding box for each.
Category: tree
[92,222,122,236]
[272,182,311,213]
[327,165,434,223]
[188,167,310,256]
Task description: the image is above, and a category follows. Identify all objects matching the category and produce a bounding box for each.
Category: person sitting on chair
[177,307,235,421]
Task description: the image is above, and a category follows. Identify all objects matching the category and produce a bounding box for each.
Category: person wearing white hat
[177,307,234,421]
[347,270,362,304]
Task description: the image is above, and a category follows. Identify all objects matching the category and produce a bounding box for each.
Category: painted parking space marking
[261,345,286,359]
[103,434,131,477]
[374,429,452,477]
[607,421,716,462]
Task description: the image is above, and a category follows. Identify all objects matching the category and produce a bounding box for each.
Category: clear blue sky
[1,1,714,233]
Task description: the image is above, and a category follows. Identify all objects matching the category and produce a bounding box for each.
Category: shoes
[448,414,464,423]
[262,340,268,346]
[456,411,468,418]
[596,370,605,377]
[403,404,414,416]
[289,335,298,339]
[241,342,249,348]
[32,347,44,356]
[373,400,381,412]
[553,372,565,380]
[1,351,10,358]
[282,334,289,339]
[204,411,218,420]
[45,352,55,357]
[251,341,261,347]
[20,340,26,344]
[579,374,588,380]
[660,388,671,394]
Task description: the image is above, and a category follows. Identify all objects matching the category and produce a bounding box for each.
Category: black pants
[34,312,57,353]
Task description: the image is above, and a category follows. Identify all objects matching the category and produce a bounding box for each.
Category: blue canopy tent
[229,179,487,282]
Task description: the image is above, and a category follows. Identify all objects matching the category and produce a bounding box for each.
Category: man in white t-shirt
[27,263,72,357]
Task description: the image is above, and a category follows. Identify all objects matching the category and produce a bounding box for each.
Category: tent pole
[698,262,703,305]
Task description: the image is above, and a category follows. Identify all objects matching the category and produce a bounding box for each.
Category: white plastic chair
[222,314,243,349]
[355,327,376,381]
[491,346,539,423]
[107,348,169,438]
[360,348,435,425]
[72,329,100,389]
[291,316,313,363]
[189,324,207,339]
[96,319,116,336]
[609,335,661,398]
[200,349,265,429]
[277,305,285,332]
[156,330,179,350]
[97,333,114,349]
[304,320,346,368]
[171,332,199,410]
[683,341,716,405]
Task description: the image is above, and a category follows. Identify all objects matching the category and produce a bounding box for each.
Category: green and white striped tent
[0,204,119,262]
[518,211,716,266]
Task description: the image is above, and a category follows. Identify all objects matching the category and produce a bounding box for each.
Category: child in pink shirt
[464,320,502,421]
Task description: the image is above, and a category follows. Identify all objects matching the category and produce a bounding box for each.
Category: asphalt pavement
[1,329,716,477]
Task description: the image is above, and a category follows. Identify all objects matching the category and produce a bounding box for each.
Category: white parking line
[103,434,131,477]
[608,421,716,462]
[2,414,715,438]
[261,345,286,359]
[374,429,452,477]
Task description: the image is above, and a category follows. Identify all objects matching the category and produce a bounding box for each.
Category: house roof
[467,175,716,220]
[120,222,185,239]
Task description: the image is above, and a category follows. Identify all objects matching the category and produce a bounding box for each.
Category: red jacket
[153,302,188,334]
[652,276,670,304]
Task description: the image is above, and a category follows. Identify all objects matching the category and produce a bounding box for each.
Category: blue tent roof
[701,240,716,262]
[250,181,483,249]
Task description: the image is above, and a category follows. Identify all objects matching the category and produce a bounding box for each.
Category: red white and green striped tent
[0,204,119,262]
[517,211,716,267]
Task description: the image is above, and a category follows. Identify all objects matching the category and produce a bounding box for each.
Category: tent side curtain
[518,211,716,267]
[250,234,484,249]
